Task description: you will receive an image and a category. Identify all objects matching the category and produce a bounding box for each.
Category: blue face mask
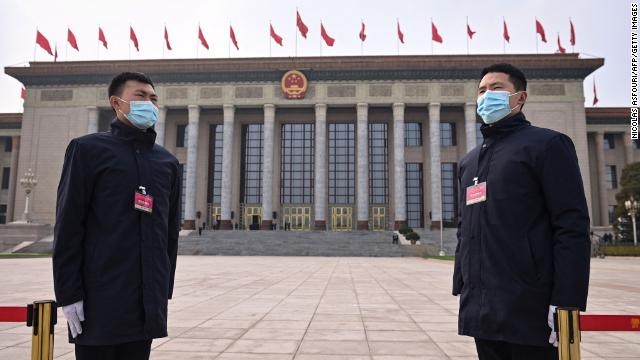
[476,90,522,124]
[116,97,159,130]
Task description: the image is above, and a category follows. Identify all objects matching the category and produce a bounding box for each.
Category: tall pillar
[155,105,167,146]
[624,132,635,165]
[314,104,328,230]
[464,102,478,153]
[594,132,609,226]
[183,105,200,230]
[220,104,235,230]
[393,103,407,229]
[261,104,275,230]
[87,106,98,134]
[429,103,442,230]
[356,103,369,230]
[6,136,20,222]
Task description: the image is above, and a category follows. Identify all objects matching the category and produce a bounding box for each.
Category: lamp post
[19,168,38,223]
[624,197,639,246]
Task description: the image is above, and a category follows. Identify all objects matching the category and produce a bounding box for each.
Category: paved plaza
[0,256,639,359]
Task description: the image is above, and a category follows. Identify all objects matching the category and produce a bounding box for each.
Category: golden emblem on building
[281,70,308,99]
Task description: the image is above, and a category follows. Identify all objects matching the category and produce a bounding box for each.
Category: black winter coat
[452,112,591,346]
[53,119,181,345]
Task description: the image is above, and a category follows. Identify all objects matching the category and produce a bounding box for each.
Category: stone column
[393,103,407,229]
[594,131,609,226]
[624,132,635,165]
[429,103,442,230]
[155,105,167,146]
[261,104,275,230]
[356,103,369,230]
[314,104,328,230]
[464,102,478,153]
[220,104,235,230]
[87,106,98,134]
[183,105,200,230]
[6,136,20,222]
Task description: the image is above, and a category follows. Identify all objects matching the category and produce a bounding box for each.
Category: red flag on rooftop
[230,25,239,50]
[359,21,366,42]
[67,28,79,51]
[198,25,209,50]
[296,11,308,38]
[98,26,108,49]
[397,20,404,44]
[320,23,335,47]
[432,21,443,43]
[535,18,547,43]
[36,30,53,56]
[164,26,172,50]
[270,24,283,46]
[130,26,139,51]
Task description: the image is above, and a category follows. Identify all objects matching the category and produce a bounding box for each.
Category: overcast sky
[0,0,629,113]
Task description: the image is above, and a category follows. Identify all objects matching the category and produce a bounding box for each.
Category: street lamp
[624,197,639,246]
[19,168,38,223]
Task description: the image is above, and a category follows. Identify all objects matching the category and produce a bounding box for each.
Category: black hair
[480,63,527,91]
[108,72,155,99]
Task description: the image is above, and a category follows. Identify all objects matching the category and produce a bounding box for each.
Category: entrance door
[331,207,353,231]
[242,206,262,230]
[282,206,311,231]
[207,205,221,229]
[371,206,386,231]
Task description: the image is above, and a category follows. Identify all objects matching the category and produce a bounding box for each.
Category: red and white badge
[466,177,487,205]
[134,186,153,214]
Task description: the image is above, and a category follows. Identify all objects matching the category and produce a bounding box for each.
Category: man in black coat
[53,72,181,360]
[452,63,591,360]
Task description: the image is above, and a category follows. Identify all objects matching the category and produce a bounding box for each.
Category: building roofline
[5,53,604,87]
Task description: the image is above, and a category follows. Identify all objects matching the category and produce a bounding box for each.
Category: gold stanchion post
[26,300,57,360]
[555,307,581,360]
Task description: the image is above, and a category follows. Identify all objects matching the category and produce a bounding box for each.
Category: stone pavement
[0,256,639,359]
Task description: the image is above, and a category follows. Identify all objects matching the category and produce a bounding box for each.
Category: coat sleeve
[452,165,464,296]
[53,139,93,307]
[541,134,591,311]
[167,160,182,300]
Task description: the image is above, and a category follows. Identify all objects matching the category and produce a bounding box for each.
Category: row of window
[177,122,464,149]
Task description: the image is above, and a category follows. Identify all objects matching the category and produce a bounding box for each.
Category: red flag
[359,21,366,42]
[20,87,26,100]
[570,19,576,46]
[198,26,209,50]
[98,26,108,49]
[320,23,335,47]
[35,30,53,56]
[67,28,79,51]
[535,19,547,43]
[503,18,510,43]
[432,21,443,43]
[270,24,283,46]
[164,26,172,50]
[296,11,308,38]
[592,80,599,106]
[557,33,566,54]
[397,21,404,44]
[130,26,139,51]
[467,23,476,39]
[230,25,239,50]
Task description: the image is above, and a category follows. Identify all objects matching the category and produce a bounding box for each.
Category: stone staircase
[178,230,439,257]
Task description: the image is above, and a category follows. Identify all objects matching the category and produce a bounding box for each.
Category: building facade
[4,54,607,231]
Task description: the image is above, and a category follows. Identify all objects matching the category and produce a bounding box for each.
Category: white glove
[62,300,85,338]
[548,305,558,347]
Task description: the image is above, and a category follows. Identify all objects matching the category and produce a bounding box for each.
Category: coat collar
[110,118,156,149]
[480,111,530,140]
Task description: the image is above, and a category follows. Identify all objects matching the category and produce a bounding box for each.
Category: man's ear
[109,96,119,112]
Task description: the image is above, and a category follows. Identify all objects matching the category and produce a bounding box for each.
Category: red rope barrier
[0,306,27,323]
[581,315,640,331]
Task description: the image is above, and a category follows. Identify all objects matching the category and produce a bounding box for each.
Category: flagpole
[295,8,298,57]
[430,18,434,55]
[570,17,575,53]
[269,21,272,57]
[228,22,231,59]
[535,17,539,54]
[163,23,165,60]
[197,22,200,59]
[34,27,37,62]
[319,22,322,56]
[360,19,364,56]
[466,17,469,55]
[128,24,131,60]
[396,18,399,56]
[66,26,69,61]
[503,17,506,54]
